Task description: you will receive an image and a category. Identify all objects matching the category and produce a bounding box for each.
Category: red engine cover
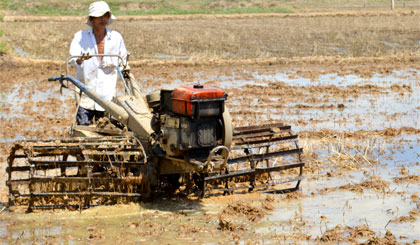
[172,84,226,117]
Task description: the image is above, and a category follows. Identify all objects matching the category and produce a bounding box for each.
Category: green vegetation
[0,0,9,9]
[0,0,296,15]
[1,0,419,16]
[0,6,6,54]
[0,41,7,54]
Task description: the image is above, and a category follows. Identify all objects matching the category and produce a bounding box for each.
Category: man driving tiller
[69,1,127,125]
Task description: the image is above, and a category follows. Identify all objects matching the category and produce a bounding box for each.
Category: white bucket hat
[85,1,116,26]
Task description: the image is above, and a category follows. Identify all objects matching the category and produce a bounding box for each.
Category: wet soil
[0,52,419,243]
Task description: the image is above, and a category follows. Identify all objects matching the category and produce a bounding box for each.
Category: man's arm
[69,31,91,66]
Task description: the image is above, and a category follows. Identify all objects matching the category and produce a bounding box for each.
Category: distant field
[1,0,420,15]
[1,11,419,61]
[0,1,420,61]
[1,3,420,245]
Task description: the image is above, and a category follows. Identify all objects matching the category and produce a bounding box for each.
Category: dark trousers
[76,106,105,125]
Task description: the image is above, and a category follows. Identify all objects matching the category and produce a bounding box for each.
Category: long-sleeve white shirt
[69,28,127,111]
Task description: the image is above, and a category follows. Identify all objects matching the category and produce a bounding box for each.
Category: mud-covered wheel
[7,136,147,211]
[160,174,182,194]
[201,123,304,196]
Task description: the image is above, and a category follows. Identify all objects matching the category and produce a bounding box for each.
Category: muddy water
[217,69,419,131]
[0,81,73,143]
[1,69,418,141]
[292,135,420,242]
[0,135,418,243]
[0,66,419,243]
[139,69,419,132]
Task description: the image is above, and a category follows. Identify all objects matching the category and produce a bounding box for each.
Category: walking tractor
[7,54,304,211]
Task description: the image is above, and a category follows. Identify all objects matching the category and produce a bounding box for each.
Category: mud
[317,224,399,244]
[0,29,420,243]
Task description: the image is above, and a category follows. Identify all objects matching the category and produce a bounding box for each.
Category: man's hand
[76,53,92,65]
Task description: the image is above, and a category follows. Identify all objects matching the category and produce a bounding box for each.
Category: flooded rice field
[141,68,419,132]
[0,60,419,243]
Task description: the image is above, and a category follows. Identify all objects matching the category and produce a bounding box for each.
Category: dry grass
[301,134,386,175]
[326,135,385,166]
[0,12,419,61]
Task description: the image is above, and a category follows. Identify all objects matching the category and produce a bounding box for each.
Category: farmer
[69,1,127,125]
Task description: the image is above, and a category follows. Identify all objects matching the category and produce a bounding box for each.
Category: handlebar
[48,75,90,93]
[48,76,60,82]
[66,54,127,75]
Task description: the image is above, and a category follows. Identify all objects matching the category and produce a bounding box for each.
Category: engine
[147,84,228,159]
